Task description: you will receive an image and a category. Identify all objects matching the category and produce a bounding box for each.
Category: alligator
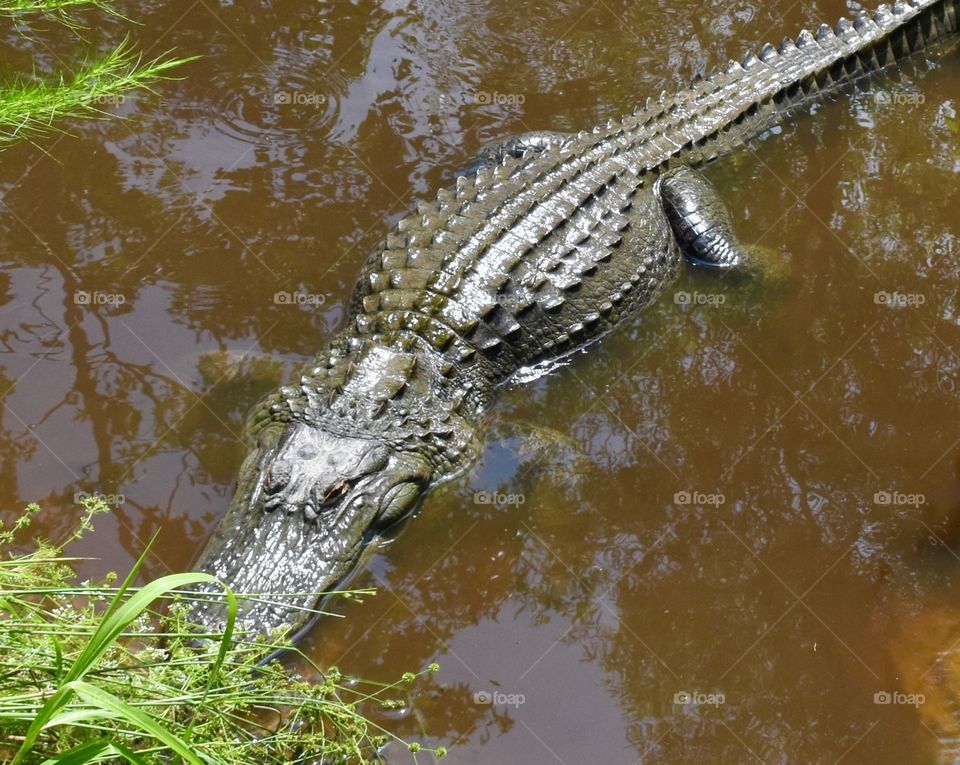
[191,0,960,638]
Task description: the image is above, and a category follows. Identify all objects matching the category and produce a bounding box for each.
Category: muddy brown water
[3,0,960,762]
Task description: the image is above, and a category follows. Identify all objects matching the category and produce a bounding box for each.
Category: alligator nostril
[297,446,318,460]
[263,494,285,512]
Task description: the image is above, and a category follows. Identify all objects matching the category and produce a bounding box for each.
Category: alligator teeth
[796,29,815,47]
[816,23,834,41]
[854,11,873,32]
[836,17,854,36]
[741,50,759,67]
[724,59,743,74]
[759,42,777,62]
[892,0,908,15]
[875,4,893,23]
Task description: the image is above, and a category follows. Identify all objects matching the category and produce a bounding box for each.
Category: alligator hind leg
[456,131,574,177]
[654,165,750,271]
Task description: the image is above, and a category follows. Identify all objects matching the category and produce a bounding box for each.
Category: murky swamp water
[3,0,960,761]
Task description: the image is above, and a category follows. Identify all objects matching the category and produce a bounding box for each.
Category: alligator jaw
[190,495,367,640]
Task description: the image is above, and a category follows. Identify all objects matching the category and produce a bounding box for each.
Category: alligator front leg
[655,166,750,271]
[456,130,574,177]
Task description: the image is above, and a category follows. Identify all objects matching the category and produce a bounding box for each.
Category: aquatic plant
[0,500,446,763]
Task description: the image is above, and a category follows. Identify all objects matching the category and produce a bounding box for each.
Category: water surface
[2,0,960,761]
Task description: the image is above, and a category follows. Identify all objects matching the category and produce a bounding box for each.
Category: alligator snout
[190,421,437,638]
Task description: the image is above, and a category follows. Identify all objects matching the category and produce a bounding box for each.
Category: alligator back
[347,0,959,398]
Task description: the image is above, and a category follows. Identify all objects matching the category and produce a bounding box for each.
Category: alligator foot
[454,130,575,177]
[655,165,752,271]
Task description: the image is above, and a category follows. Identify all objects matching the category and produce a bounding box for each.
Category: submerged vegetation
[0,0,195,147]
[0,501,445,763]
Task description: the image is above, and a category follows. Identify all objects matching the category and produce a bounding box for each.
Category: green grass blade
[72,529,157,653]
[46,707,121,725]
[63,572,222,684]
[69,681,207,765]
[184,583,237,743]
[8,684,76,765]
[107,741,151,765]
[36,738,111,765]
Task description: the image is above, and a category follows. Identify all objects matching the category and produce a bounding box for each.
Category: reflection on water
[2,0,960,761]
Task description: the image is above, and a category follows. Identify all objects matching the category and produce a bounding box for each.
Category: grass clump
[0,0,195,148]
[0,501,444,764]
[0,0,117,25]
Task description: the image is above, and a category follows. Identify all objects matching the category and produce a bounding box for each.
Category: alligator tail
[666,0,960,165]
[758,0,960,120]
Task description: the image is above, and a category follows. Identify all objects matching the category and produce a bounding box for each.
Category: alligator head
[189,420,433,639]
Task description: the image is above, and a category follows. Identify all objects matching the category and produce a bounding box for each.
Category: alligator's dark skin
[191,0,960,638]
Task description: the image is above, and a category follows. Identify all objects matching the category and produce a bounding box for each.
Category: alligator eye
[377,482,421,527]
[357,446,389,474]
[319,479,349,506]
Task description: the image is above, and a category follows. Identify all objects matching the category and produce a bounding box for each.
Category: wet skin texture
[190,0,960,638]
